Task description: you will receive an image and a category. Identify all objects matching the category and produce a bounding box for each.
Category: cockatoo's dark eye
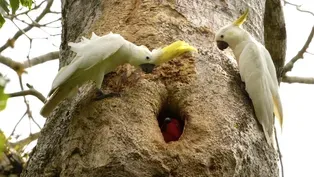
[146,56,150,60]
[220,35,224,39]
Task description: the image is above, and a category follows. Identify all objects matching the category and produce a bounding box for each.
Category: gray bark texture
[22,0,286,176]
[264,0,286,79]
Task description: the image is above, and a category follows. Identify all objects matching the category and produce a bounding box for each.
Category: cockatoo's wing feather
[50,33,125,92]
[262,47,278,85]
[262,47,284,127]
[273,94,283,127]
[41,87,74,117]
[239,43,274,146]
[246,73,274,146]
[74,33,125,70]
[50,58,81,94]
[91,32,101,40]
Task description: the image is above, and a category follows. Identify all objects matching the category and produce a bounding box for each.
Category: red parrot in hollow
[161,117,183,143]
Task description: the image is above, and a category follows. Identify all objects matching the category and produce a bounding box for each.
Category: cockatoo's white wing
[262,46,283,127]
[239,42,274,145]
[91,32,101,40]
[50,33,125,92]
[260,45,278,85]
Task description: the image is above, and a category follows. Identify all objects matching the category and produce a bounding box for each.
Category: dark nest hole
[157,103,185,143]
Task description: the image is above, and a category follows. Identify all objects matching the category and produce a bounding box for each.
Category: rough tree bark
[22,0,285,176]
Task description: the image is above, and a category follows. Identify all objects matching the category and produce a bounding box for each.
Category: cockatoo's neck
[151,48,163,64]
[123,41,146,64]
[100,42,131,73]
[230,32,254,61]
[229,30,251,50]
[114,41,136,64]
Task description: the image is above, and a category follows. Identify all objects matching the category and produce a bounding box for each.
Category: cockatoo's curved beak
[216,41,229,50]
[139,63,156,73]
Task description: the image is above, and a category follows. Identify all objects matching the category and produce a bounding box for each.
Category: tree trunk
[22,0,283,176]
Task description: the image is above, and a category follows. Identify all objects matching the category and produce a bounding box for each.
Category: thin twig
[30,117,42,130]
[9,111,27,137]
[306,51,314,55]
[8,0,47,18]
[41,17,61,26]
[50,33,61,37]
[0,0,53,53]
[17,75,33,129]
[9,19,32,40]
[48,11,61,14]
[282,75,314,84]
[274,127,284,177]
[16,75,43,133]
[27,39,33,60]
[282,26,314,74]
[283,1,314,17]
[8,89,46,103]
[9,132,40,149]
[17,16,61,28]
[15,17,33,26]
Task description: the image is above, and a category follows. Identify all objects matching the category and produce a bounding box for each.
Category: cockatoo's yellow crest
[155,41,197,65]
[233,9,249,26]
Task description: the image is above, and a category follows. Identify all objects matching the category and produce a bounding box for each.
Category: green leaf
[0,13,5,28]
[20,0,31,9]
[0,0,10,13]
[9,0,19,14]
[0,87,8,111]
[0,130,6,154]
[0,75,8,111]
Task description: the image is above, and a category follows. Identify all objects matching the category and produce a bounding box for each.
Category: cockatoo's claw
[94,89,122,101]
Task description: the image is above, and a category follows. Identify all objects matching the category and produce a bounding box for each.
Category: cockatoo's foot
[94,89,121,101]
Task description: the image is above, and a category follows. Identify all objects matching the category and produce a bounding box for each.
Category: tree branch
[0,51,59,73]
[8,89,46,103]
[282,26,314,74]
[9,132,40,150]
[283,1,314,17]
[0,55,25,74]
[9,111,27,138]
[0,0,54,53]
[4,0,47,19]
[282,76,314,84]
[23,51,59,68]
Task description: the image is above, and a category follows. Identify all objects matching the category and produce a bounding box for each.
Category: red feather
[161,118,182,142]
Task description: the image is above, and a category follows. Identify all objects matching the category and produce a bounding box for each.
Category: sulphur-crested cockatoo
[215,9,283,146]
[40,32,153,117]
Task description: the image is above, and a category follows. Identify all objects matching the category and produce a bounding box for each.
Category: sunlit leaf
[20,0,32,9]
[0,130,6,154]
[0,0,10,13]
[14,144,21,151]
[0,88,8,111]
[0,13,5,28]
[0,75,9,111]
[9,0,19,14]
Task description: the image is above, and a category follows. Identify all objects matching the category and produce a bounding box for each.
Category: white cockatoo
[215,9,283,146]
[40,33,198,118]
[40,32,153,117]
